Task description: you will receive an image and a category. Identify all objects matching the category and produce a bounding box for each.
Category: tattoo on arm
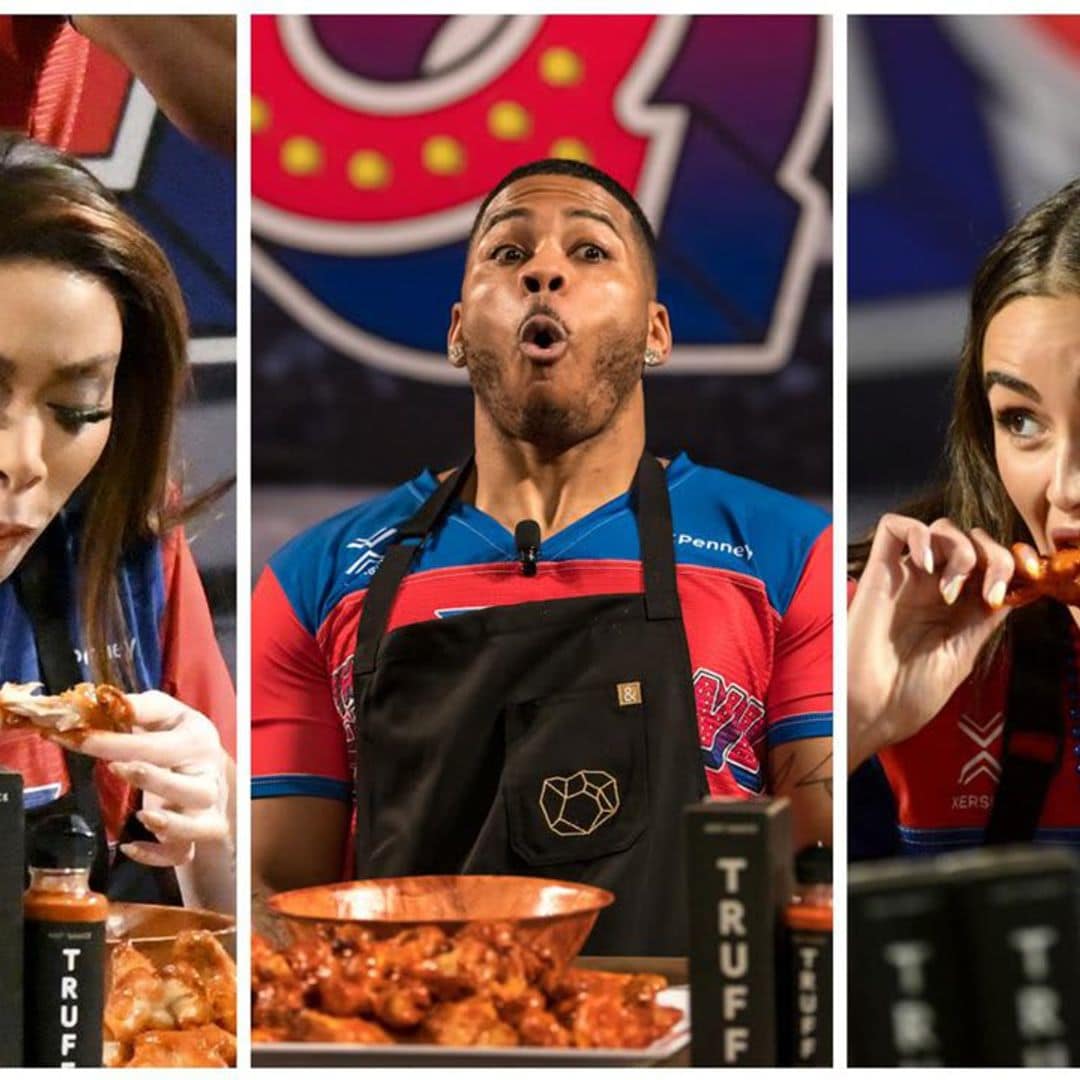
[795,753,833,799]
[771,750,797,790]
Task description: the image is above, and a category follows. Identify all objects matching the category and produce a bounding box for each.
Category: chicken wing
[0,681,133,734]
[1007,545,1080,607]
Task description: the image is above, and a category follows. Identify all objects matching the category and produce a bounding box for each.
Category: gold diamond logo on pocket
[540,770,620,836]
[616,681,642,707]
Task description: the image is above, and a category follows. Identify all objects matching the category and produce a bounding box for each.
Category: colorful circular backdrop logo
[252,15,830,382]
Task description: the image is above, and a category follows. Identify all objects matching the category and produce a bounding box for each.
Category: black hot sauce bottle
[23,813,108,1067]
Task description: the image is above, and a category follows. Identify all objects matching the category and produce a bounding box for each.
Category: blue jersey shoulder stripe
[252,774,352,801]
[268,480,428,635]
[268,454,831,632]
[767,713,832,747]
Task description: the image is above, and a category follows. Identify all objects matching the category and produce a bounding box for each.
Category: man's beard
[464,326,645,454]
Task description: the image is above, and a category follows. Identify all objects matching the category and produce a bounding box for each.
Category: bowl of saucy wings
[104,909,237,1068]
[253,876,684,1051]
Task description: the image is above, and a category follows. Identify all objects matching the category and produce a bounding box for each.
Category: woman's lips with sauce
[518,314,569,362]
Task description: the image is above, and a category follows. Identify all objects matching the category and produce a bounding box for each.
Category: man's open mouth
[518,314,569,361]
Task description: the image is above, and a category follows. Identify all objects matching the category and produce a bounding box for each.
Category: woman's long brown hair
[0,134,208,685]
[850,178,1080,577]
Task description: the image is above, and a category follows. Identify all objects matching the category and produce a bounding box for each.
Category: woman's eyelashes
[50,403,113,434]
[993,405,1047,443]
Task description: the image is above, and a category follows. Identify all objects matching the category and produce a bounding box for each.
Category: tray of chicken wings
[251,924,688,1066]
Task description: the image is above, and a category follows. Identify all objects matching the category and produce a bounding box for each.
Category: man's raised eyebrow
[565,207,622,238]
[984,370,1042,403]
[477,207,532,239]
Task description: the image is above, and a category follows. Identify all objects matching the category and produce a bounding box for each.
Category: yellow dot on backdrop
[540,47,584,87]
[488,101,532,141]
[281,136,323,176]
[549,138,591,164]
[347,150,391,190]
[251,96,270,133]
[423,135,465,176]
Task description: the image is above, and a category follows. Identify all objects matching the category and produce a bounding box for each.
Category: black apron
[352,452,707,956]
[12,519,179,902]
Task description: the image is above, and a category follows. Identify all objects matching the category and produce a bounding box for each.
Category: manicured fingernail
[138,810,166,830]
[1025,556,1041,576]
[119,843,137,858]
[942,576,964,606]
[923,549,934,574]
[987,580,1007,608]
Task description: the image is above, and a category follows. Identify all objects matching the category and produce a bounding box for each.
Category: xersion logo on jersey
[251,14,829,380]
[694,666,765,793]
[951,712,1004,811]
[345,527,397,576]
[957,712,1004,786]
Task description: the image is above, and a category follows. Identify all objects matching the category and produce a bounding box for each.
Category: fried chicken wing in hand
[1006,544,1080,607]
[0,681,134,734]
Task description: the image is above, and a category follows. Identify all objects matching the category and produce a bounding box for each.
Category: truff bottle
[785,843,832,1066]
[23,813,108,1067]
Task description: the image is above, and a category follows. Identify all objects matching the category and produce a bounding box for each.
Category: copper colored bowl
[268,875,614,970]
[106,901,236,970]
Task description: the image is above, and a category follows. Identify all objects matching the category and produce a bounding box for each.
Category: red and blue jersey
[0,510,236,847]
[253,453,832,807]
[851,639,1080,859]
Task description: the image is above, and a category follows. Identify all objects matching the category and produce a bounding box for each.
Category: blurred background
[849,14,1080,538]
[4,16,237,671]
[252,14,833,571]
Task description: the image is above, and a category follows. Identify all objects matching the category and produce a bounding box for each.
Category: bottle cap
[795,842,832,885]
[28,813,97,870]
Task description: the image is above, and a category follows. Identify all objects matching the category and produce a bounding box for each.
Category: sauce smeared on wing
[104,930,237,1068]
[251,923,682,1050]
[0,681,133,734]
[1006,545,1080,607]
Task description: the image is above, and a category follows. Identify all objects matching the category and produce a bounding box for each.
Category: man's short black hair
[469,158,657,287]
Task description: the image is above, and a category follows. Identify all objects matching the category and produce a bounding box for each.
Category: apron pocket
[503,683,649,867]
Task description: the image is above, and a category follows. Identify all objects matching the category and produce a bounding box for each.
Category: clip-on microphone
[514,520,541,577]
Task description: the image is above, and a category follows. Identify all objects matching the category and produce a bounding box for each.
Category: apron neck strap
[354,451,682,676]
[985,601,1070,844]
[633,453,681,621]
[398,457,476,539]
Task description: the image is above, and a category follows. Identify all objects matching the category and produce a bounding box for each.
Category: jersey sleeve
[158,527,236,758]
[251,565,350,802]
[765,525,832,747]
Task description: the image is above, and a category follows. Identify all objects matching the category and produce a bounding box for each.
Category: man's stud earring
[448,343,466,367]
[644,348,661,367]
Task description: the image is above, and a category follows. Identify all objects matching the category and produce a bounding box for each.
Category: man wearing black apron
[253,159,833,955]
